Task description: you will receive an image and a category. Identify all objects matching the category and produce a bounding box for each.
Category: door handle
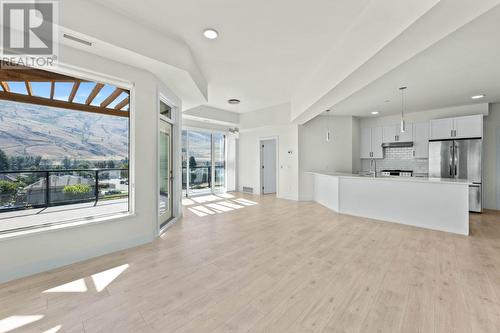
[449,145,454,176]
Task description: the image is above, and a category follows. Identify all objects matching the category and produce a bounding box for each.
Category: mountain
[0,100,128,161]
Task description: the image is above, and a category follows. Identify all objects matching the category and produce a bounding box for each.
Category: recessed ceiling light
[471,94,485,99]
[203,29,219,39]
[371,111,379,115]
[228,98,240,105]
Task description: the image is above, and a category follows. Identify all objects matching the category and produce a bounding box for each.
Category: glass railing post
[95,170,99,204]
[45,171,50,207]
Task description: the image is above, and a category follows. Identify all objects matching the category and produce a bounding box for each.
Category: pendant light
[325,109,331,142]
[399,86,407,133]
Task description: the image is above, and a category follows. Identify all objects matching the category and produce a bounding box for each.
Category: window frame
[182,126,228,197]
[0,65,135,236]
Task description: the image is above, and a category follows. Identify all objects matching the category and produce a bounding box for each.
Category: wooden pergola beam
[85,83,104,105]
[25,81,32,96]
[114,97,129,110]
[0,91,129,118]
[100,88,123,108]
[0,61,86,82]
[0,81,9,92]
[68,81,80,103]
[50,81,55,100]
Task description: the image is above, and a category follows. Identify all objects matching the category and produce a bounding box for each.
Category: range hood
[381,141,414,148]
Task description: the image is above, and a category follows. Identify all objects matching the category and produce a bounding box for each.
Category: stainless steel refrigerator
[428,139,482,212]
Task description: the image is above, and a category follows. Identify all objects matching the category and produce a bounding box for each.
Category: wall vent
[242,186,253,194]
[63,34,93,46]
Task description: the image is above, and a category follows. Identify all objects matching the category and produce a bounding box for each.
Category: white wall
[183,105,240,126]
[483,103,500,209]
[238,104,299,200]
[298,115,360,200]
[0,45,182,283]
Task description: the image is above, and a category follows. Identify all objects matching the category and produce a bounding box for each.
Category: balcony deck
[0,198,128,232]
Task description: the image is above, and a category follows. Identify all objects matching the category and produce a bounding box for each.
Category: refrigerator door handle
[449,144,454,176]
[454,144,459,178]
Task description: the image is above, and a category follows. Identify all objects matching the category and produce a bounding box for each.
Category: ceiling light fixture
[371,111,379,115]
[471,94,485,99]
[203,29,219,39]
[399,86,407,133]
[228,98,240,105]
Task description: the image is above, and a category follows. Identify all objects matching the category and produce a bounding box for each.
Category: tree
[189,156,197,168]
[0,149,9,171]
[0,180,19,194]
[189,156,197,184]
[62,156,72,169]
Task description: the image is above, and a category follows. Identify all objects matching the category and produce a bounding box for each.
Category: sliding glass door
[213,132,226,193]
[159,119,173,226]
[182,129,226,196]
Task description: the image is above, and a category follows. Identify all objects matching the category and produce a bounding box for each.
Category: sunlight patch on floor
[191,195,221,204]
[206,203,234,212]
[216,201,244,209]
[42,264,129,295]
[0,315,44,333]
[42,325,62,333]
[91,264,129,292]
[217,193,235,199]
[43,278,87,293]
[233,198,258,206]
[184,195,258,218]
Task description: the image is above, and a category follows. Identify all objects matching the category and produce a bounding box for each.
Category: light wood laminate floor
[2,193,500,332]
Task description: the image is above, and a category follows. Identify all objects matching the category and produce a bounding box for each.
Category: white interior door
[159,119,173,227]
[260,139,277,194]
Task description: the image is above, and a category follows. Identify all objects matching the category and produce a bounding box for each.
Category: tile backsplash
[361,147,429,175]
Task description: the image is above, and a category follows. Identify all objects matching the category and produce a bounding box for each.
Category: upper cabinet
[372,127,383,158]
[429,118,454,140]
[382,124,413,143]
[454,115,483,139]
[413,122,430,158]
[360,127,372,159]
[361,127,383,159]
[430,115,483,140]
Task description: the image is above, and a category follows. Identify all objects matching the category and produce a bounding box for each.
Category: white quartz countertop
[307,171,472,185]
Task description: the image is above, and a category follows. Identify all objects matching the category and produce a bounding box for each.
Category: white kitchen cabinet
[382,124,413,143]
[454,115,482,138]
[372,127,383,158]
[361,127,372,158]
[430,115,483,140]
[430,118,454,140]
[413,122,430,158]
[383,126,397,143]
[361,127,383,158]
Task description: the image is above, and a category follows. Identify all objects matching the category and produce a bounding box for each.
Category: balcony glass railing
[182,165,225,191]
[0,168,129,212]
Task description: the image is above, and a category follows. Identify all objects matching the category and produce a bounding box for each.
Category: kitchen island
[307,172,470,235]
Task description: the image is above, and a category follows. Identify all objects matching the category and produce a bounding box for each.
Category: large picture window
[0,65,130,233]
[182,129,226,196]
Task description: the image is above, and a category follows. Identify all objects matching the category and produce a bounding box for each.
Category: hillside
[0,100,128,162]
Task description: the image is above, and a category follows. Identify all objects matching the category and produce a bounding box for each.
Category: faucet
[369,158,377,177]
